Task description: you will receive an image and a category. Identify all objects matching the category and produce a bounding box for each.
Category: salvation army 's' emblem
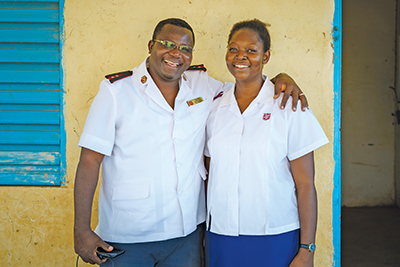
[263,113,271,121]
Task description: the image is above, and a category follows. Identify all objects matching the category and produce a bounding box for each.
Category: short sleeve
[78,80,117,156]
[206,74,224,95]
[286,102,329,161]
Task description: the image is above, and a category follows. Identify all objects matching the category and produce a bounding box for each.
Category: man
[74,18,307,266]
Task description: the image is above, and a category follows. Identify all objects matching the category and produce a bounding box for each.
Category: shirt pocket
[112,182,150,211]
[188,98,210,132]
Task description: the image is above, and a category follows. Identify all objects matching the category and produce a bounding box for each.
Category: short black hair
[152,18,195,45]
[228,19,270,52]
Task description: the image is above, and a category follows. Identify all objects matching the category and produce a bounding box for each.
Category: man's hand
[74,229,112,265]
[271,73,308,111]
[74,148,106,265]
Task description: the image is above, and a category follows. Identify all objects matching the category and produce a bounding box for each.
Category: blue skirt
[205,229,299,267]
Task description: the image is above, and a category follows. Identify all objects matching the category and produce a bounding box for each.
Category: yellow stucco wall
[0,0,335,266]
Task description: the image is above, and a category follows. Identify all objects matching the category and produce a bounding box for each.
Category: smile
[165,59,180,68]
[233,64,249,69]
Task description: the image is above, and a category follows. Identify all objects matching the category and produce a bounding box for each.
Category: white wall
[342,0,396,206]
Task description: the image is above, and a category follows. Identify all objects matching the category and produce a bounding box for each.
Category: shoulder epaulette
[187,64,207,72]
[213,91,223,100]
[105,70,133,83]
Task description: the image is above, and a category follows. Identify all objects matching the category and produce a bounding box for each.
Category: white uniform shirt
[205,77,329,236]
[79,58,223,243]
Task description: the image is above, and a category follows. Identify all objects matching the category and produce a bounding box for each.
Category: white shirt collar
[219,75,274,108]
[135,57,191,112]
[136,57,189,88]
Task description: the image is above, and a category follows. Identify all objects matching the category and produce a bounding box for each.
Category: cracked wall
[0,0,336,266]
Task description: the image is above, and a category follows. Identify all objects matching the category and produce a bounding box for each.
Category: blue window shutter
[0,0,65,185]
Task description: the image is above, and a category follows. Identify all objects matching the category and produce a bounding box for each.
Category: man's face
[148,24,194,85]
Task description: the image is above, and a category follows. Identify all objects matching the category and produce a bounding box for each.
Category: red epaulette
[105,70,133,83]
[187,64,207,72]
[213,91,223,100]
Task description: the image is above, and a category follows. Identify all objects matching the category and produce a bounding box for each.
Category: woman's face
[225,28,270,83]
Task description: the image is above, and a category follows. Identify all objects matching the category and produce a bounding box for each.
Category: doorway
[341,0,400,266]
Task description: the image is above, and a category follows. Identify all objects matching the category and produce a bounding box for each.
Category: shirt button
[174,138,181,143]
[176,162,182,169]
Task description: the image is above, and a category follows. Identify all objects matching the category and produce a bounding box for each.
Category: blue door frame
[332,0,342,266]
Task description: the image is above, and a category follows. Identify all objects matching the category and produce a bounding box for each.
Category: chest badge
[187,97,204,107]
[263,113,271,121]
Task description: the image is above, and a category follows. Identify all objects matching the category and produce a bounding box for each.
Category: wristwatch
[300,243,316,252]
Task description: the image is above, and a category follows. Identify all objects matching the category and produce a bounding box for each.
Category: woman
[204,19,329,267]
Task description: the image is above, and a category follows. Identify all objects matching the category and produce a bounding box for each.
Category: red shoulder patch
[187,64,207,72]
[105,70,133,83]
[213,91,223,100]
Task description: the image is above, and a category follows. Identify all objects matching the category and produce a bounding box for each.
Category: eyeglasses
[153,39,194,54]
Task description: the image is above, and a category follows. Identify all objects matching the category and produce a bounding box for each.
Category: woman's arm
[289,152,317,267]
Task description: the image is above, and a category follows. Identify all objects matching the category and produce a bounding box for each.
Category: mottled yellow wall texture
[0,0,335,266]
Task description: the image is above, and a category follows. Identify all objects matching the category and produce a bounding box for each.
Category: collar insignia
[213,91,223,100]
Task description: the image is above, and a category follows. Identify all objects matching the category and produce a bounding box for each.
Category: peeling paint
[0,0,336,266]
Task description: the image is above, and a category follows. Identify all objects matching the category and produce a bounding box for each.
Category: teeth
[234,64,249,68]
[165,59,179,67]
